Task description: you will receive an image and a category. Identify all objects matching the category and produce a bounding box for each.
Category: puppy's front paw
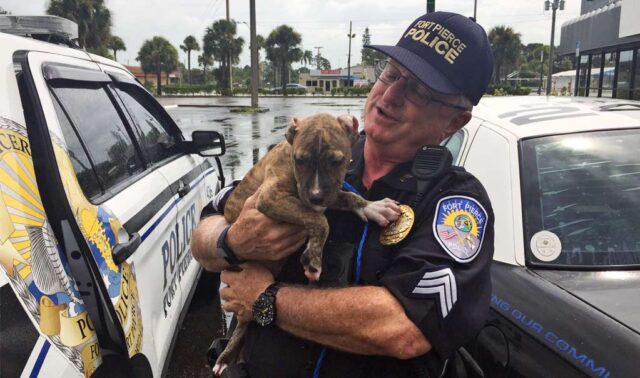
[300,244,322,282]
[360,198,401,226]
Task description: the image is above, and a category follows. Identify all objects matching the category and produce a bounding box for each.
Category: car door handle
[112,232,141,265]
[178,180,191,198]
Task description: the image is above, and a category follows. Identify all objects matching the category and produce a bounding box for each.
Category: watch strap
[217,225,245,266]
[263,283,281,299]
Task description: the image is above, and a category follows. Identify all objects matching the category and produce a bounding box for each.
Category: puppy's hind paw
[212,363,228,376]
[304,265,322,282]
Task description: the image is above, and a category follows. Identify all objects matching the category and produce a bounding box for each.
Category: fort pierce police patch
[433,196,488,263]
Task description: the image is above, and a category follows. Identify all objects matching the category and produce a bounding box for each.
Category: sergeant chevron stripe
[411,268,457,318]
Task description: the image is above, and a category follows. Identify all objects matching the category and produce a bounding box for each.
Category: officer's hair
[456,95,473,112]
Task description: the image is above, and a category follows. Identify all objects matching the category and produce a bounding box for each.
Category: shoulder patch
[433,195,488,263]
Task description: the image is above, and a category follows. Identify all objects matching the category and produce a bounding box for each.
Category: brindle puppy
[214,113,399,375]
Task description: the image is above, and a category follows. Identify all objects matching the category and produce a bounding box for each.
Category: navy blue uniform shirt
[216,136,495,378]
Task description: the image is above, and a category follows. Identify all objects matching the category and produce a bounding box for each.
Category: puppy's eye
[330,156,345,166]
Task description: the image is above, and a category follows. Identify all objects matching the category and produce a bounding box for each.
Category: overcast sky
[4,0,582,69]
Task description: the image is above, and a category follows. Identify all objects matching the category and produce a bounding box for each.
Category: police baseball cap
[366,12,494,105]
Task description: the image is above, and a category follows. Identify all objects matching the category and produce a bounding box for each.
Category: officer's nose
[382,77,407,106]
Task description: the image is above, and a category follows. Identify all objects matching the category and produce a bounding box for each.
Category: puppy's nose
[308,189,324,205]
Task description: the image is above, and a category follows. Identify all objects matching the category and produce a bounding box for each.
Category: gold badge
[380,204,415,245]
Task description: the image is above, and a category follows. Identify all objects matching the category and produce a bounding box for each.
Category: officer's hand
[220,262,274,322]
[226,191,307,262]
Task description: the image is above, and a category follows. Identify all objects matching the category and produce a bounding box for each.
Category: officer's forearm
[191,215,232,272]
[275,285,431,359]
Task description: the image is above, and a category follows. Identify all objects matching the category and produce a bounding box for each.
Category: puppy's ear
[285,117,299,144]
[337,115,359,145]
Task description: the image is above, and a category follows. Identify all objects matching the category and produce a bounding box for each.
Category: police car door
[97,62,220,334]
[97,62,220,362]
[17,51,180,376]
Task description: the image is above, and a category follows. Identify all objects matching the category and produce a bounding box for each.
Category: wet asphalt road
[162,96,367,182]
[161,96,367,377]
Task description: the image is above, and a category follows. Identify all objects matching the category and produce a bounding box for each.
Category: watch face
[253,295,275,326]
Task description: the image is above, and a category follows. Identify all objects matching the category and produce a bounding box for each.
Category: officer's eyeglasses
[374,60,468,111]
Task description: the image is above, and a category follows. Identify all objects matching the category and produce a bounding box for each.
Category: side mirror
[191,130,225,156]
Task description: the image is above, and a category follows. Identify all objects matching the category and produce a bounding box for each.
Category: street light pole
[346,21,355,88]
[545,0,564,95]
[226,0,232,95]
[474,0,478,20]
[250,0,258,107]
[538,49,544,94]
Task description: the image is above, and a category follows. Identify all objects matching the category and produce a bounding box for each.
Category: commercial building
[558,0,640,99]
[298,64,375,93]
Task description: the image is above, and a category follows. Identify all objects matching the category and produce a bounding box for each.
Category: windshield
[521,129,640,268]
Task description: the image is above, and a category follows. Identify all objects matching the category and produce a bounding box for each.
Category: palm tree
[136,36,179,96]
[108,36,126,61]
[488,26,522,83]
[317,56,331,70]
[47,0,112,56]
[180,35,200,84]
[198,53,213,84]
[203,19,245,95]
[301,50,314,67]
[265,25,303,96]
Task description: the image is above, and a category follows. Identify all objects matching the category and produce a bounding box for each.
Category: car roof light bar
[0,15,79,47]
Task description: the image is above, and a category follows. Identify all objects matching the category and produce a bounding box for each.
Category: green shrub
[144,81,156,93]
[162,84,216,95]
[487,84,531,96]
[330,86,371,96]
[493,87,508,96]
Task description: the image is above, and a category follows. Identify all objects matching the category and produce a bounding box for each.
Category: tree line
[41,0,395,96]
[42,2,568,96]
[488,25,573,87]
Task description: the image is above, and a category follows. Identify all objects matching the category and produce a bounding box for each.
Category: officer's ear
[444,110,471,138]
[286,117,299,144]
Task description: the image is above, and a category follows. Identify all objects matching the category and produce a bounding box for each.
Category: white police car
[445,96,640,377]
[0,16,225,377]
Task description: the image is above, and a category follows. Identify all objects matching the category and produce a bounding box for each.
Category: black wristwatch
[217,225,245,266]
[253,283,280,326]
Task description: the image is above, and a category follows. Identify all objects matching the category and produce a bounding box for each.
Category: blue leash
[312,182,368,378]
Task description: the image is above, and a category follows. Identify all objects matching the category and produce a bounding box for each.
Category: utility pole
[426,0,435,13]
[474,0,478,20]
[545,0,564,95]
[250,0,258,107]
[314,46,323,69]
[226,0,230,20]
[346,21,356,88]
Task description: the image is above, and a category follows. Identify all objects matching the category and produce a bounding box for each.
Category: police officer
[192,11,495,378]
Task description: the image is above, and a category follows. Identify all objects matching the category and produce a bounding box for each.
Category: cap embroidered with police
[366,11,494,105]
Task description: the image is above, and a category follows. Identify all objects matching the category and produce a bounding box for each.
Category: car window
[521,129,640,267]
[113,84,180,164]
[50,95,103,198]
[50,83,144,197]
[442,129,465,164]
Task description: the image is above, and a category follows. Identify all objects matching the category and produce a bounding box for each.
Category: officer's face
[363,62,470,163]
